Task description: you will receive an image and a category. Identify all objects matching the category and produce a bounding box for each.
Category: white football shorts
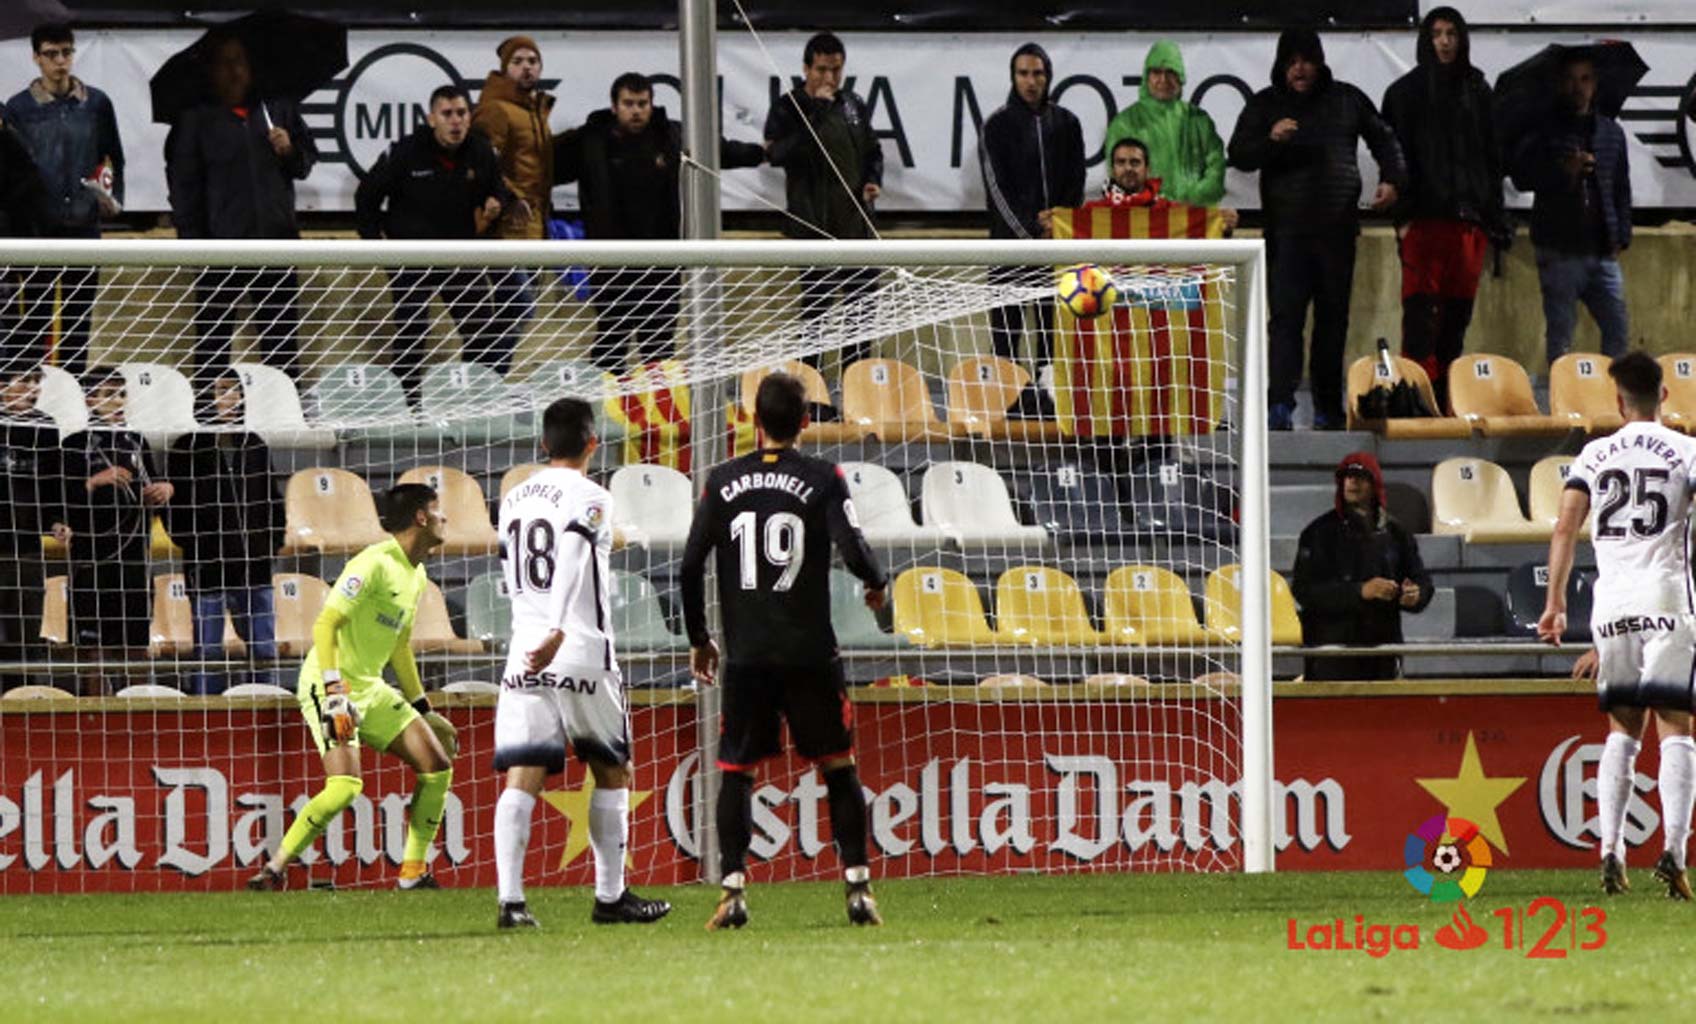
[1590,601,1696,711]
[493,648,630,772]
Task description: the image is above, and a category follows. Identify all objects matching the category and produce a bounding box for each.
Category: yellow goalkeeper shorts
[297,674,419,756]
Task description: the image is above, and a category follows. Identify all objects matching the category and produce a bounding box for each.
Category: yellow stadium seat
[149,574,193,657]
[1343,354,1470,438]
[150,515,182,559]
[283,468,385,555]
[980,674,1047,687]
[412,579,482,655]
[1102,565,1214,645]
[840,359,955,442]
[739,360,863,444]
[1528,456,1588,539]
[398,466,499,555]
[945,356,1061,441]
[892,567,1002,647]
[1203,565,1301,645]
[500,463,546,498]
[993,567,1104,646]
[1549,353,1624,434]
[1448,354,1569,436]
[1431,457,1547,543]
[1659,354,1696,434]
[41,575,67,644]
[272,574,329,657]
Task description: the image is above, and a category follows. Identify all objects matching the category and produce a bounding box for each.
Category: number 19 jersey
[498,466,616,671]
[1566,420,1696,614]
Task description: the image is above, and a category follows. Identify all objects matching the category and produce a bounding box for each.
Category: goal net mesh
[0,247,1252,893]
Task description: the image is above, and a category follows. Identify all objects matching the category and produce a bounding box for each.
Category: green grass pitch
[5,870,1688,1022]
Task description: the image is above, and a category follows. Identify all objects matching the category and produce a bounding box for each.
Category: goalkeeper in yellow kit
[248,484,460,890]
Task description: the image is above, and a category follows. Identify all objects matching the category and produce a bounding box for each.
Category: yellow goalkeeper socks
[278,775,363,864]
[403,768,453,867]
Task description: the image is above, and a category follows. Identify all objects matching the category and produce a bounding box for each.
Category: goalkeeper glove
[320,672,360,745]
[413,698,459,759]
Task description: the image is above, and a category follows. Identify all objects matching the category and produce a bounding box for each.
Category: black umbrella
[149,9,347,124]
[1494,41,1649,150]
[0,0,72,42]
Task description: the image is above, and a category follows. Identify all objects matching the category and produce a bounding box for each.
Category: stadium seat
[1083,673,1154,687]
[1504,562,1594,642]
[115,684,185,698]
[40,575,67,644]
[945,356,1061,441]
[35,365,87,435]
[840,358,954,441]
[612,571,686,651]
[1202,565,1302,645]
[150,515,182,560]
[305,364,415,440]
[398,465,499,555]
[1447,354,1569,436]
[609,464,692,547]
[149,574,193,657]
[1024,461,1127,547]
[920,462,1048,550]
[1430,457,1547,543]
[222,683,292,698]
[839,461,947,548]
[1,684,74,700]
[412,579,482,654]
[831,568,901,648]
[1125,460,1235,541]
[283,468,386,554]
[891,567,1003,647]
[1268,485,1336,539]
[119,363,200,441]
[525,361,627,445]
[1659,353,1696,433]
[1528,456,1587,538]
[500,462,546,498]
[1402,586,1459,642]
[232,362,336,450]
[1102,565,1214,645]
[1549,353,1624,434]
[1343,354,1470,437]
[740,360,862,443]
[980,674,1047,687]
[464,572,512,648]
[1191,671,1242,693]
[272,574,330,657]
[421,362,527,444]
[993,567,1104,646]
[443,679,500,695]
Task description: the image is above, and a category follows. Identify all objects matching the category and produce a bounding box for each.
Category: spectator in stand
[5,23,123,379]
[766,32,883,367]
[163,371,282,694]
[1228,29,1406,432]
[979,43,1084,373]
[167,31,314,398]
[1510,51,1631,366]
[357,85,512,404]
[556,72,765,371]
[0,364,70,687]
[1085,137,1165,208]
[60,368,172,694]
[472,35,553,374]
[1291,452,1432,682]
[1104,40,1226,208]
[1381,7,1506,414]
[0,113,49,351]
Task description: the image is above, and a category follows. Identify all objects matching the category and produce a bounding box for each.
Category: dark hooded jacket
[355,124,511,240]
[980,43,1086,239]
[1290,452,1433,681]
[765,79,882,240]
[1227,29,1407,235]
[1380,8,1506,236]
[167,96,316,239]
[162,429,282,592]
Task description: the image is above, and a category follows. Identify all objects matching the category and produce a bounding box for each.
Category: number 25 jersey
[1566,420,1696,613]
[498,466,616,671]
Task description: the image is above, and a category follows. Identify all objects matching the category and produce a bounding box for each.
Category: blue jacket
[1510,109,1630,254]
[3,78,123,232]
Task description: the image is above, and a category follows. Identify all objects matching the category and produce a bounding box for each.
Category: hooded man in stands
[1290,452,1432,682]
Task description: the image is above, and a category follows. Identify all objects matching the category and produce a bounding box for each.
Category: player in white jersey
[490,397,671,929]
[1540,351,1696,900]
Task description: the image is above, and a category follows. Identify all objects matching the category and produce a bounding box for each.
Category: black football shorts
[716,659,854,771]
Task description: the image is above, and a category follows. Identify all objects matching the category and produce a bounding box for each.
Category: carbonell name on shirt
[720,472,815,504]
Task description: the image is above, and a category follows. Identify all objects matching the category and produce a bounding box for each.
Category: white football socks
[589,788,630,904]
[495,788,537,905]
[1659,735,1696,870]
[1598,732,1641,862]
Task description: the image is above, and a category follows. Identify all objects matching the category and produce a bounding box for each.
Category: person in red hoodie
[1290,452,1432,681]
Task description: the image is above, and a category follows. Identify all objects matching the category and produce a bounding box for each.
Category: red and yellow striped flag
[1048,202,1227,438]
[605,359,694,472]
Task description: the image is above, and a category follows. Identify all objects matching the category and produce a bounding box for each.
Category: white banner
[5,28,1694,216]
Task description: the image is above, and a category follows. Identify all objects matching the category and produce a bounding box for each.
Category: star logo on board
[540,776,653,869]
[1417,732,1527,854]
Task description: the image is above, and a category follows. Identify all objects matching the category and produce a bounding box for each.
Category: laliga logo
[1402,813,1490,902]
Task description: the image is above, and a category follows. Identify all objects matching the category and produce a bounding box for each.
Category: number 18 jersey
[498,466,616,671]
[1567,420,1696,613]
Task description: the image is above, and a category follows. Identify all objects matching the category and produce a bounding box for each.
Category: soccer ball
[1432,843,1463,874]
[1056,263,1119,319]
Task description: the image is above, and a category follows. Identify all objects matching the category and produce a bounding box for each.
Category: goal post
[0,236,1273,890]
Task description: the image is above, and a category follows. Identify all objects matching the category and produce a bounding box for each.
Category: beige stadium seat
[1191,671,1242,693]
[2,684,75,700]
[992,567,1104,646]
[1528,456,1588,539]
[398,466,499,555]
[272,574,330,657]
[283,468,385,554]
[149,574,194,657]
[609,464,692,547]
[979,674,1048,687]
[1430,457,1547,543]
[1102,565,1213,645]
[500,462,547,498]
[1659,354,1696,433]
[945,356,1062,441]
[1448,353,1569,436]
[412,579,482,655]
[840,358,955,441]
[41,575,67,644]
[1202,565,1302,646]
[1549,353,1624,434]
[1343,354,1470,438]
[1083,673,1154,687]
[739,360,862,443]
[443,679,500,695]
[116,683,185,698]
[891,567,1003,647]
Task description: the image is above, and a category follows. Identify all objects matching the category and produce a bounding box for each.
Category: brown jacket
[472,71,554,239]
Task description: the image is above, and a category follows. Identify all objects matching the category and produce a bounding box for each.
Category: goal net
[0,238,1270,894]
